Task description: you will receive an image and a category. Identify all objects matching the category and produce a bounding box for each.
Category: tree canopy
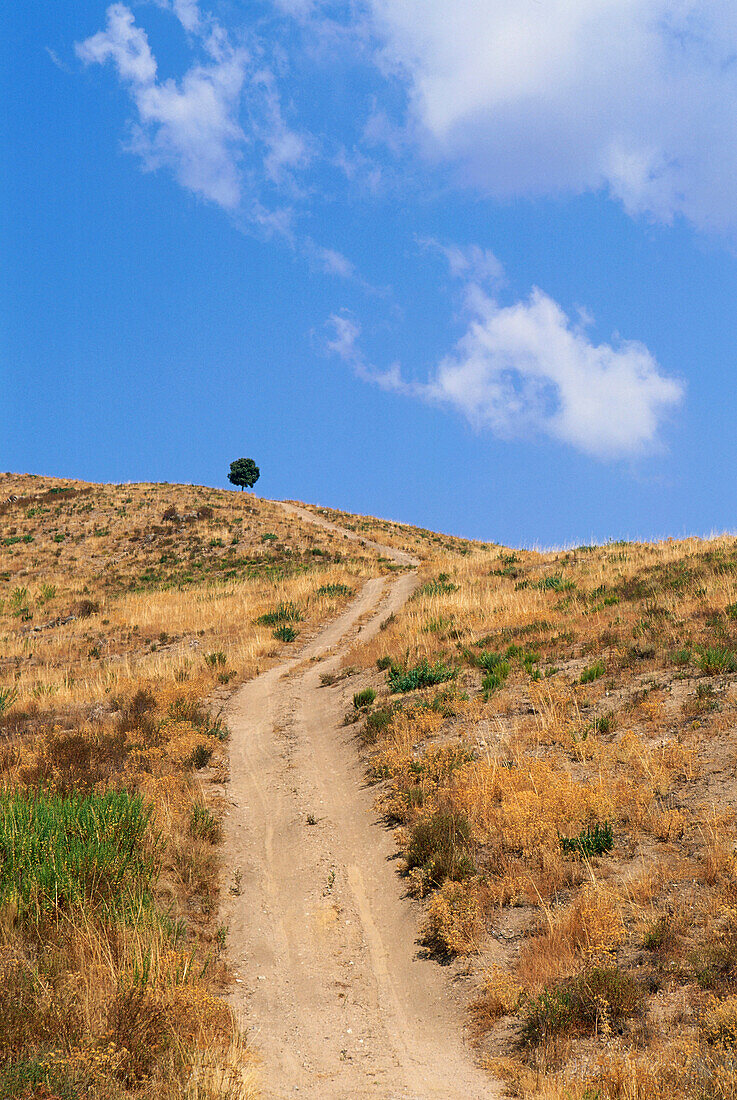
[228,457,260,491]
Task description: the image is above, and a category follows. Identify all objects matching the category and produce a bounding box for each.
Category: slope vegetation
[0,474,395,1100]
[325,506,737,1100]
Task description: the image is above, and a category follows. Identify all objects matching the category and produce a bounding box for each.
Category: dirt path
[222,504,497,1099]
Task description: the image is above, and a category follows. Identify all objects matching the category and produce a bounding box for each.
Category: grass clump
[481,662,510,695]
[405,809,475,889]
[353,687,376,709]
[273,624,298,642]
[204,650,227,668]
[257,601,303,626]
[0,687,18,715]
[698,646,737,674]
[316,583,353,597]
[559,821,614,858]
[189,803,222,844]
[362,705,396,744]
[0,788,158,924]
[416,576,459,597]
[533,574,576,593]
[580,659,606,684]
[387,659,457,694]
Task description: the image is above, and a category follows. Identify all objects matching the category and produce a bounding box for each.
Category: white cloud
[76,4,310,214]
[429,286,683,459]
[368,0,737,234]
[310,244,355,278]
[77,4,246,208]
[77,3,157,85]
[328,249,683,460]
[419,238,504,288]
[129,53,248,209]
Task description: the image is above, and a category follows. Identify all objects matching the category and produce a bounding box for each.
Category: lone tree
[228,457,260,491]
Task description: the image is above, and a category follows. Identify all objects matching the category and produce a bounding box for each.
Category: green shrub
[387,659,457,693]
[559,821,614,858]
[0,789,158,924]
[0,1059,83,1100]
[257,601,303,626]
[698,646,737,674]
[317,583,353,597]
[376,655,394,671]
[204,651,227,668]
[481,661,510,695]
[580,660,606,684]
[363,705,396,744]
[523,968,643,1045]
[273,624,298,642]
[353,687,376,709]
[405,810,475,887]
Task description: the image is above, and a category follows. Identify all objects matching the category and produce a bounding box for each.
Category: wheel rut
[221,503,498,1099]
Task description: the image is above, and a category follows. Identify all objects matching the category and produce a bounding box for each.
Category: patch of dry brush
[339,525,737,1099]
[0,473,397,1100]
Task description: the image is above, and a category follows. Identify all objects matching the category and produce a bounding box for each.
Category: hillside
[3,477,737,1099]
[0,474,405,1100]
[327,509,737,1099]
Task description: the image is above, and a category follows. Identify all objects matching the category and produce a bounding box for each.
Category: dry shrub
[701,994,737,1048]
[518,885,626,991]
[470,967,525,1034]
[108,980,170,1083]
[522,966,645,1047]
[422,880,486,955]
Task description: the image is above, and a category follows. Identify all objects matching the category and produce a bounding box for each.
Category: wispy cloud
[327,248,684,460]
[46,47,73,74]
[77,4,247,209]
[326,312,404,390]
[418,238,505,289]
[76,1,376,283]
[76,3,311,217]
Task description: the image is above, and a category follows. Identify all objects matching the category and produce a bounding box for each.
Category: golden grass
[0,474,398,1099]
[334,518,737,1098]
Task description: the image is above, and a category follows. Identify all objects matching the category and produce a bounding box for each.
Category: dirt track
[222,504,497,1099]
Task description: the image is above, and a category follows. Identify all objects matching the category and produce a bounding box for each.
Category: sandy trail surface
[222,504,497,1099]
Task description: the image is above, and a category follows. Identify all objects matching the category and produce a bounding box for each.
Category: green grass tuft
[0,788,159,925]
[387,659,457,693]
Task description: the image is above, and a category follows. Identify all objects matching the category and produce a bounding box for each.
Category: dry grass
[328,512,737,1098]
[0,473,398,1099]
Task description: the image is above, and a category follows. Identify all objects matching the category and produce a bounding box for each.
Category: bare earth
[221,504,497,1099]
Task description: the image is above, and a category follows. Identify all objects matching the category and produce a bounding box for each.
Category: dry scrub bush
[470,967,525,1033]
[423,880,487,955]
[518,885,626,991]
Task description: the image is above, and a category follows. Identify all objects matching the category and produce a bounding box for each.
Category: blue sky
[4,1,737,545]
